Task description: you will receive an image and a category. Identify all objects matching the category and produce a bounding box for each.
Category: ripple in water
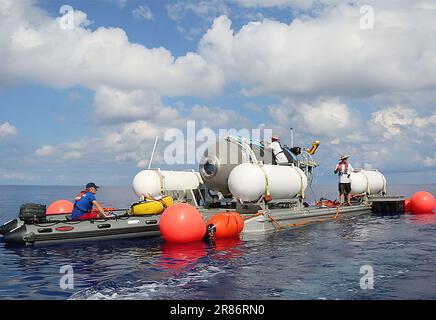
[1,185,436,300]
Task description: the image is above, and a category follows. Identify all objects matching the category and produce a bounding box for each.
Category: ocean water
[0,185,435,300]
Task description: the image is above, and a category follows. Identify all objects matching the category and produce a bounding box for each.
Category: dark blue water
[0,185,435,300]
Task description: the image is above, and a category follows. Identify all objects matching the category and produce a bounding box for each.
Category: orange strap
[242,211,263,221]
[267,206,341,229]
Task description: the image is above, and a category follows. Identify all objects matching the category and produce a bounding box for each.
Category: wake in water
[70,239,245,300]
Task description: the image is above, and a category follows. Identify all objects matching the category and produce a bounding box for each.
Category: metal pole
[148,136,159,169]
[290,128,294,148]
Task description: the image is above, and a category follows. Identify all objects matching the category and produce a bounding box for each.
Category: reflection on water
[0,185,435,300]
[160,241,208,270]
[406,213,436,225]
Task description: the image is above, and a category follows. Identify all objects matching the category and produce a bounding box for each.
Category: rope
[156,168,165,195]
[361,170,371,195]
[242,211,263,221]
[257,164,271,198]
[378,170,387,195]
[308,170,317,203]
[266,206,341,230]
[295,166,305,199]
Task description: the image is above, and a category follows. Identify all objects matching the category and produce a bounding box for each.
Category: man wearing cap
[334,155,356,206]
[270,135,289,164]
[71,182,110,220]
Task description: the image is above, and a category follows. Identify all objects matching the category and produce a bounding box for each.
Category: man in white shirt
[334,155,357,206]
[270,135,289,164]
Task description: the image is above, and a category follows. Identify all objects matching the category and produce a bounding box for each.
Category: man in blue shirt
[71,182,111,220]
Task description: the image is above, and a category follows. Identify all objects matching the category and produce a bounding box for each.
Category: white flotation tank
[228,163,307,203]
[132,170,202,197]
[349,170,386,195]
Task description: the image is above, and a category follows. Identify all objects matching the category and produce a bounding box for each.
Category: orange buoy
[404,198,411,213]
[410,191,435,214]
[159,203,206,243]
[46,200,74,215]
[206,211,244,239]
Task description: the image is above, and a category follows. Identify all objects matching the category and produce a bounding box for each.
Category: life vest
[316,199,339,208]
[272,142,294,164]
[336,163,350,177]
[74,190,87,202]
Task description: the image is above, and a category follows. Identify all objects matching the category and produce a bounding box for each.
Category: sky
[0,0,436,188]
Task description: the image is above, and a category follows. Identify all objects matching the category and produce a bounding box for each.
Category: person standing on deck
[269,135,289,164]
[334,155,358,206]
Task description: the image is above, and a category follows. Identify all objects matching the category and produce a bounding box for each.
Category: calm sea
[0,185,435,300]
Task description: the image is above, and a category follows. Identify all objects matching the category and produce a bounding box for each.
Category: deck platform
[199,203,372,235]
[197,194,405,235]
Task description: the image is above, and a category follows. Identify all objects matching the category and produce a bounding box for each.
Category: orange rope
[267,206,341,229]
[242,211,263,221]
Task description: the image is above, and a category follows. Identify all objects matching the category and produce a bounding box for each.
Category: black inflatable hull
[0,218,19,236]
[1,215,161,246]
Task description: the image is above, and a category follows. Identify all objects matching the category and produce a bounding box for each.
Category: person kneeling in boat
[334,155,359,206]
[71,182,111,220]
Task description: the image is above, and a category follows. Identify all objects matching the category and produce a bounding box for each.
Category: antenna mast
[148,136,159,169]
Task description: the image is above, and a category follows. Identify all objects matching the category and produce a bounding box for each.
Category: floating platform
[0,195,405,246]
[200,203,372,235]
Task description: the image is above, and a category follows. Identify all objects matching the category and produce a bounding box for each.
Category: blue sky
[1,0,436,187]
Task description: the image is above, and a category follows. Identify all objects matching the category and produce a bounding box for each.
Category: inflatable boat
[0,203,163,246]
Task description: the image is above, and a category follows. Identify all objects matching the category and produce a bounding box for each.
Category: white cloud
[0,169,33,181]
[0,122,17,138]
[199,2,436,97]
[166,0,231,41]
[370,106,436,140]
[11,27,44,50]
[35,145,55,157]
[3,0,436,183]
[269,99,360,138]
[371,106,416,139]
[188,104,251,128]
[115,0,128,9]
[3,0,436,100]
[266,99,436,175]
[94,87,180,124]
[61,151,82,160]
[167,0,230,22]
[233,0,320,9]
[132,5,154,21]
[35,142,83,160]
[0,0,224,96]
[424,155,436,168]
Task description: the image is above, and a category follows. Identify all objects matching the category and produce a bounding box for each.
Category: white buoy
[349,170,386,195]
[132,170,202,197]
[228,163,307,203]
